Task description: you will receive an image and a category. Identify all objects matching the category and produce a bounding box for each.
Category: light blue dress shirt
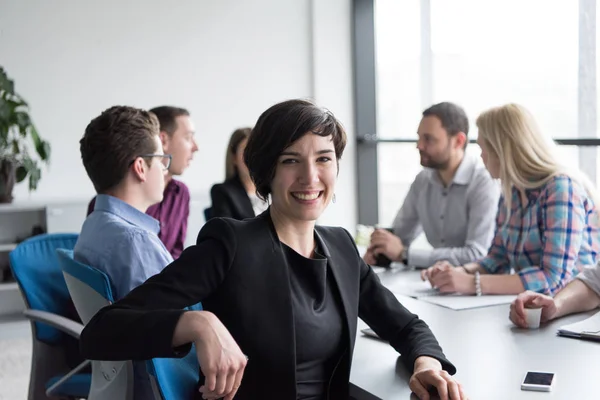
[75,194,173,300]
[74,194,173,400]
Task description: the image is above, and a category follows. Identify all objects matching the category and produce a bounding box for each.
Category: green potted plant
[0,66,51,203]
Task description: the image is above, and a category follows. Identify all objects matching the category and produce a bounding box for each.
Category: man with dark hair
[86,105,198,259]
[76,105,175,399]
[364,102,500,268]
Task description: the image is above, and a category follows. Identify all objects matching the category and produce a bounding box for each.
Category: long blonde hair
[225,127,252,180]
[476,103,598,217]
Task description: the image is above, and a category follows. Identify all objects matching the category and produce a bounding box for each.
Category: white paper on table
[387,278,517,310]
[417,294,517,310]
[557,310,600,340]
[387,279,440,298]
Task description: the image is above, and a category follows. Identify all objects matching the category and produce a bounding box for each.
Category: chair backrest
[147,344,199,400]
[9,233,79,344]
[57,248,134,400]
[56,249,115,323]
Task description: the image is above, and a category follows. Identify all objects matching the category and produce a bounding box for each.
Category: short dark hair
[244,99,347,200]
[80,106,160,193]
[149,106,190,136]
[422,102,469,147]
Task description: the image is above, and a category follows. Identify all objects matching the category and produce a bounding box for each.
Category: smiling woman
[244,99,346,232]
[79,99,465,400]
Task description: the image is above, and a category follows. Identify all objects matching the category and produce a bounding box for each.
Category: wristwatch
[400,248,408,265]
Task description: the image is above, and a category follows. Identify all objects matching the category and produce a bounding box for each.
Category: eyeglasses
[129,154,172,171]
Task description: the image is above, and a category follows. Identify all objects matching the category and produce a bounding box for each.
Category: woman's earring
[332,194,336,204]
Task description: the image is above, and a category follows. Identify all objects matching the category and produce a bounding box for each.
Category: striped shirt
[477,174,600,295]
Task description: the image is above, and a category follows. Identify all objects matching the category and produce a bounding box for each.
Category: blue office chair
[147,299,202,398]
[147,343,200,400]
[8,233,90,400]
[57,248,134,400]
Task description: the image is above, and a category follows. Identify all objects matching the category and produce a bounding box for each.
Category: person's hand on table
[410,356,468,400]
[421,261,473,294]
[510,291,558,328]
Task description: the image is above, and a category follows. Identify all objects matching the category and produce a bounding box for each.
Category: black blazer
[80,211,455,400]
[210,176,255,220]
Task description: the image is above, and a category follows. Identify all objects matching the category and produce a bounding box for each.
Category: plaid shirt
[478,175,600,295]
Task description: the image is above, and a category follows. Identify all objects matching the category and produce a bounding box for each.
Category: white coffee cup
[524,307,543,329]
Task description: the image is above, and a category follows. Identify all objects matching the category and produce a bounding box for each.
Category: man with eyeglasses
[86,106,199,259]
[76,106,178,400]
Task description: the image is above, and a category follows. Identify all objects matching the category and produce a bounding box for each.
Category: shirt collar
[94,194,160,235]
[427,153,478,186]
[164,178,181,195]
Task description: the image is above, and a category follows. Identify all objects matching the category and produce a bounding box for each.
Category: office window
[373,0,596,224]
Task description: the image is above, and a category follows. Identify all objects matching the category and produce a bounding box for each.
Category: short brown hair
[422,102,469,149]
[244,99,347,200]
[80,106,160,193]
[225,127,252,180]
[149,106,190,136]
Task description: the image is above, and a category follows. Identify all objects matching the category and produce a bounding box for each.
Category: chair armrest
[23,309,84,339]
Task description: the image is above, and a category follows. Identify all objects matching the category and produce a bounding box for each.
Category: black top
[80,211,456,400]
[210,176,255,220]
[282,241,345,400]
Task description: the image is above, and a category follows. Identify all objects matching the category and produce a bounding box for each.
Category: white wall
[0,0,357,231]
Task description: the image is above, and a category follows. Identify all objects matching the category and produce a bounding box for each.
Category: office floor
[0,316,31,400]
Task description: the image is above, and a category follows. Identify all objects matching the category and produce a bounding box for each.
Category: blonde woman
[422,103,600,296]
[210,128,268,220]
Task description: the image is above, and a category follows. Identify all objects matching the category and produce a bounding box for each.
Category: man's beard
[420,147,452,170]
[421,156,450,170]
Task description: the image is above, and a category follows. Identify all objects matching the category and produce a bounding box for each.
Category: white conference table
[349,266,600,399]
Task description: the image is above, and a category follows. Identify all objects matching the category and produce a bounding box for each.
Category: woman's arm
[343,229,456,374]
[425,262,525,295]
[80,218,238,361]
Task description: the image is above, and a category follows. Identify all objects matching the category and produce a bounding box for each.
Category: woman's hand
[409,356,467,400]
[174,311,248,400]
[421,262,475,294]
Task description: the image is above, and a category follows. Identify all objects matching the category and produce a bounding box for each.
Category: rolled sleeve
[517,267,555,293]
[479,254,510,274]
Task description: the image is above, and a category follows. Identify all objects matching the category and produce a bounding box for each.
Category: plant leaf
[15,112,31,136]
[0,101,10,121]
[0,68,15,96]
[28,165,41,191]
[39,140,51,162]
[15,165,27,182]
[11,139,19,154]
[0,67,50,192]
[29,125,47,160]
